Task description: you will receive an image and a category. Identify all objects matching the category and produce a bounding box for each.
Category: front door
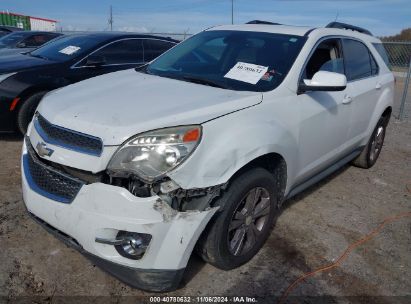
[68,38,145,83]
[295,38,351,182]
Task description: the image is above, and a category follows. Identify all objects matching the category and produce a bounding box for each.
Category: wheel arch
[13,85,54,113]
[229,152,288,206]
[381,106,392,125]
[363,80,394,145]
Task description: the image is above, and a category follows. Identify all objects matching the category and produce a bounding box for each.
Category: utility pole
[231,0,234,24]
[108,5,113,31]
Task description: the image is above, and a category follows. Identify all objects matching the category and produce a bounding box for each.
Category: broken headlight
[107,126,201,182]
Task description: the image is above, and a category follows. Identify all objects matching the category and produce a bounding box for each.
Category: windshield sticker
[289,37,298,43]
[59,45,81,55]
[261,69,282,81]
[261,72,273,82]
[224,62,268,84]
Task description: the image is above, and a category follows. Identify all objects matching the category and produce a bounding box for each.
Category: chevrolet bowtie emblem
[36,142,54,157]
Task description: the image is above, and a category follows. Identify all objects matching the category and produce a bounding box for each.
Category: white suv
[21,21,394,291]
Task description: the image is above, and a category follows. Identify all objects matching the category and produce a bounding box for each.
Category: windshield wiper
[182,76,228,89]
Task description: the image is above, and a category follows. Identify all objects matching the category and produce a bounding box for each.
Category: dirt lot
[0,91,410,303]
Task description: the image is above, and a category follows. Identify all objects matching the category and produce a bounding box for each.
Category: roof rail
[246,20,282,25]
[326,21,372,36]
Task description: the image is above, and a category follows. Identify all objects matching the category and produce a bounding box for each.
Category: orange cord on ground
[278,211,411,304]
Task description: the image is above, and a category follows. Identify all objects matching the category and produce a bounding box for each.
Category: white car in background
[21,21,393,291]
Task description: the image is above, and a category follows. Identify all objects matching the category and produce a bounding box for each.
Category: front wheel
[197,168,279,270]
[17,91,48,135]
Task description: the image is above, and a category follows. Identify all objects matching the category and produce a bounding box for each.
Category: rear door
[342,38,380,147]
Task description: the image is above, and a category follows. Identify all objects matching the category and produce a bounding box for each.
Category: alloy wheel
[369,125,385,162]
[228,187,271,256]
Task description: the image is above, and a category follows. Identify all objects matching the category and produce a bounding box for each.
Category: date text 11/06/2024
[149,296,258,303]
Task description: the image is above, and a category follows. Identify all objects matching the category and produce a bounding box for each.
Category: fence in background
[60,30,193,41]
[148,32,192,40]
[382,41,411,120]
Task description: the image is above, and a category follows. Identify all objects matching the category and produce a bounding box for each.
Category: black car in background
[0,32,178,134]
[0,31,63,56]
[0,26,23,37]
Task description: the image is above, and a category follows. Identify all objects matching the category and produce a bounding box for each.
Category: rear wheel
[197,167,279,270]
[17,91,48,135]
[352,116,388,169]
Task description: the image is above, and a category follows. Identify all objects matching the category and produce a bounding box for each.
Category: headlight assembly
[107,125,201,181]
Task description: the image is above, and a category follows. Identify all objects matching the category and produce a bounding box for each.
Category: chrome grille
[34,113,103,156]
[24,138,85,203]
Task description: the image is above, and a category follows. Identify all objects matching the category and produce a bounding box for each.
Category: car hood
[0,53,52,73]
[38,69,262,145]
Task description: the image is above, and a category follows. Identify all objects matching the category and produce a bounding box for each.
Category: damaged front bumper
[21,140,218,292]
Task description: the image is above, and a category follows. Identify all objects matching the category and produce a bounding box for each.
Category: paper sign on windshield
[224,62,268,84]
[59,46,81,55]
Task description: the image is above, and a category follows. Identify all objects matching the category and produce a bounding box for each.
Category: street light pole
[109,5,113,31]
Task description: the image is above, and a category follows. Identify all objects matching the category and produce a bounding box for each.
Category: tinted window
[0,32,26,48]
[146,31,306,92]
[343,39,372,81]
[22,34,57,47]
[30,35,100,62]
[304,38,344,80]
[93,39,144,64]
[372,43,390,68]
[144,39,175,61]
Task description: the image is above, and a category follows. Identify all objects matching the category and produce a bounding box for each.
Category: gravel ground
[0,95,410,303]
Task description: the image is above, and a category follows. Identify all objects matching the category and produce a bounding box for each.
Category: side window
[143,39,175,62]
[303,38,344,80]
[22,34,52,47]
[93,39,144,65]
[342,39,372,81]
[372,43,390,68]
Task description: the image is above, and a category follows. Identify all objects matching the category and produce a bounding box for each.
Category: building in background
[29,16,57,31]
[0,11,57,31]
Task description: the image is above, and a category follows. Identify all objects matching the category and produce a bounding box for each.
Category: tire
[17,91,48,135]
[197,167,279,270]
[352,115,388,169]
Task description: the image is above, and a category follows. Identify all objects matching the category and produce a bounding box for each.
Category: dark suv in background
[0,25,22,37]
[0,32,178,134]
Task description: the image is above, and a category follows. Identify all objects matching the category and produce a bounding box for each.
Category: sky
[1,0,410,37]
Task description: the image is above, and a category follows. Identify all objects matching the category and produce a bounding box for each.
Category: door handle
[342,95,353,104]
[375,82,382,90]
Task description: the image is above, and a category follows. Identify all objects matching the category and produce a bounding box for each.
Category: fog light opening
[115,231,152,260]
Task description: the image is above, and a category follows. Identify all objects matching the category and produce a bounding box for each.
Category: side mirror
[298,71,347,94]
[85,55,106,67]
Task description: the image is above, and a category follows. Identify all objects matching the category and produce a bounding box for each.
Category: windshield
[146,30,306,92]
[30,35,99,62]
[0,32,27,48]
